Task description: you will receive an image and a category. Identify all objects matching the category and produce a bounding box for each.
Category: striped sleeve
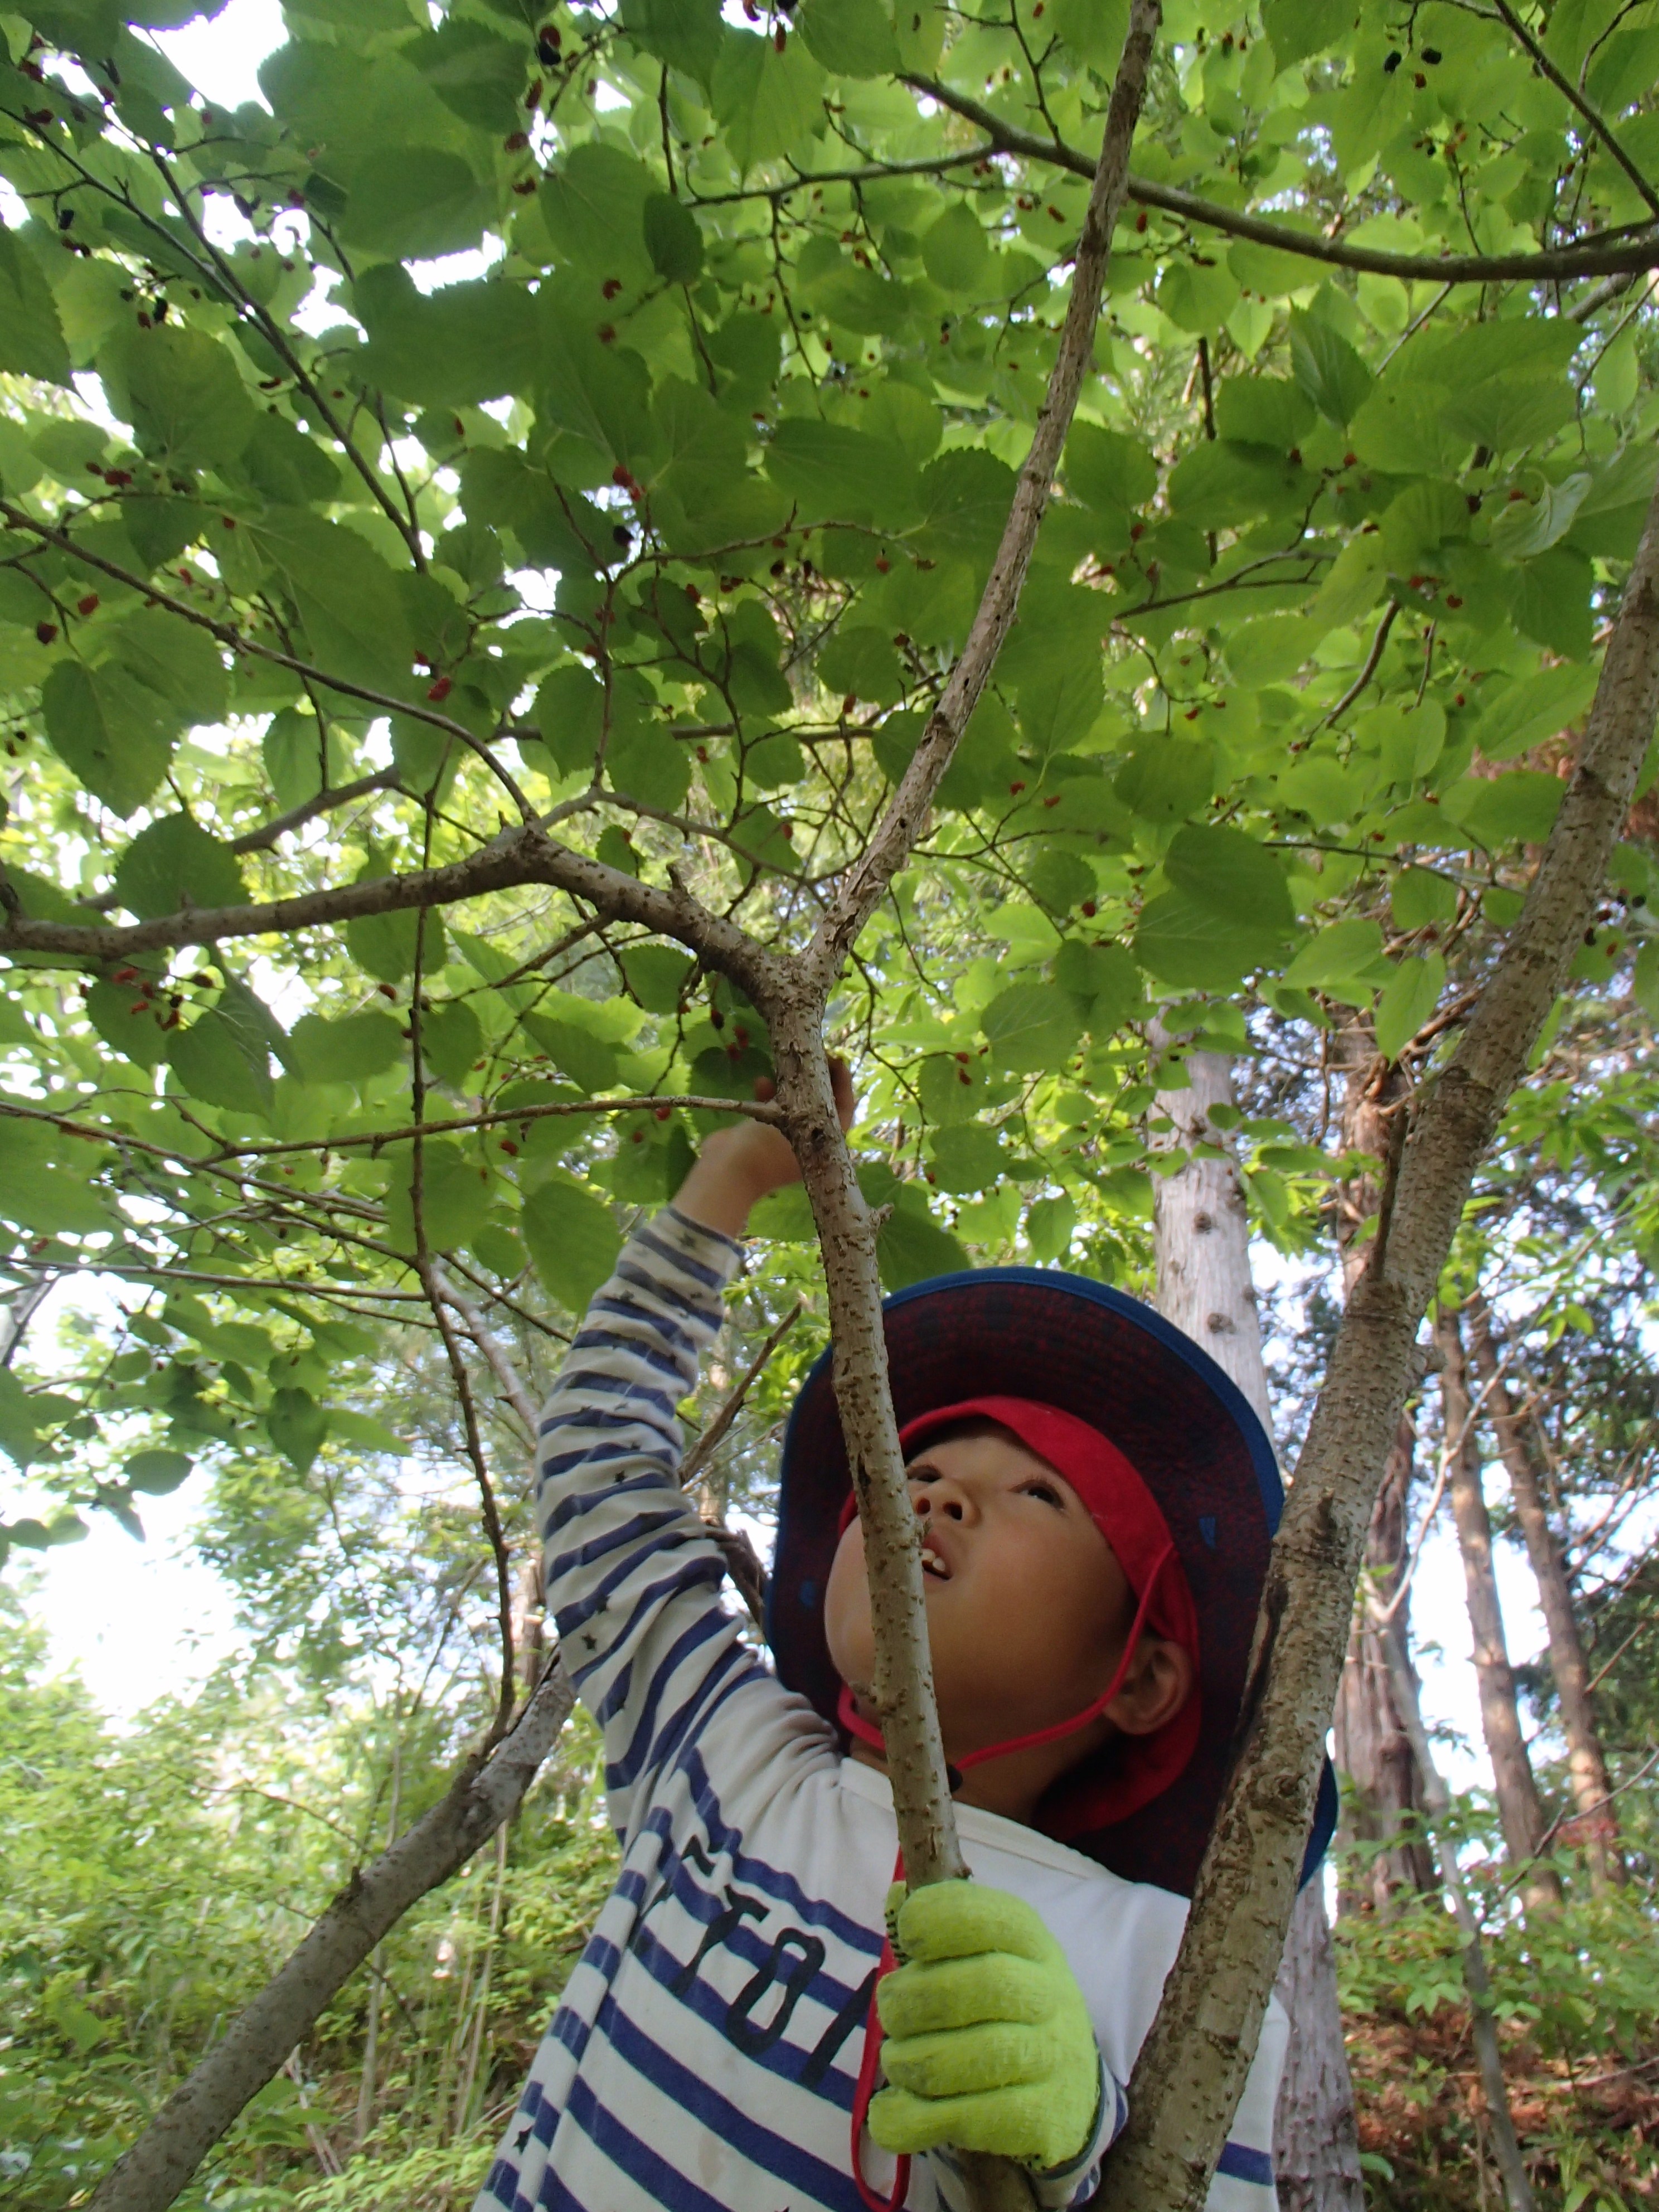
[536,1204,755,1844]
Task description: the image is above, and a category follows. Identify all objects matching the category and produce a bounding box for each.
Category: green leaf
[1165,824,1296,932]
[106,324,256,468]
[421,998,484,1089]
[980,982,1084,1073]
[41,658,176,818]
[1114,738,1215,823]
[339,149,491,260]
[929,1122,1006,1192]
[1213,376,1315,450]
[86,977,171,1068]
[1489,473,1592,560]
[169,1010,273,1115]
[877,1193,971,1289]
[1391,868,1458,931]
[643,192,705,284]
[1053,938,1141,1034]
[1063,423,1158,511]
[1471,664,1599,761]
[621,945,694,1013]
[252,510,415,696]
[540,143,657,282]
[521,1012,620,1093]
[1444,376,1576,455]
[1026,1191,1076,1264]
[1157,260,1241,335]
[1289,311,1373,427]
[619,0,725,86]
[355,265,539,407]
[819,626,905,705]
[0,228,71,386]
[268,1385,328,1474]
[521,1173,621,1311]
[1373,953,1445,1062]
[1280,918,1390,999]
[710,28,827,171]
[921,203,991,294]
[383,1138,484,1251]
[126,1448,192,1495]
[288,1010,406,1083]
[1133,889,1282,990]
[109,608,229,728]
[1444,769,1566,849]
[113,814,248,921]
[1262,0,1352,63]
[766,418,908,526]
[406,17,527,132]
[796,0,900,75]
[345,893,445,988]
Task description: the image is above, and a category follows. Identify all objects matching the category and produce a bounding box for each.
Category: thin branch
[230,772,403,856]
[905,76,1659,284]
[680,1298,803,1491]
[1488,0,1659,223]
[1319,600,1401,729]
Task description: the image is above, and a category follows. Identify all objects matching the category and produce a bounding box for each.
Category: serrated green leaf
[1133,889,1282,991]
[268,1385,328,1474]
[288,1010,406,1083]
[980,982,1083,1073]
[876,1192,970,1289]
[1374,952,1445,1062]
[711,28,827,170]
[105,323,256,468]
[41,658,176,817]
[797,0,899,75]
[420,998,484,1090]
[1289,310,1373,427]
[113,814,248,921]
[127,1448,192,1495]
[643,192,705,284]
[169,1009,273,1115]
[0,227,72,386]
[1165,824,1297,932]
[521,1173,620,1311]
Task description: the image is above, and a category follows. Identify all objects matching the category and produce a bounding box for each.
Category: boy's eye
[1021,1480,1063,1508]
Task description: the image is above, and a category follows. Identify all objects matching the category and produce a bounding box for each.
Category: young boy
[478,1088,1326,2212]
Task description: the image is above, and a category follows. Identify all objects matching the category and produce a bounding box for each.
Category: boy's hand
[673,1057,853,1240]
[868,1881,1100,2176]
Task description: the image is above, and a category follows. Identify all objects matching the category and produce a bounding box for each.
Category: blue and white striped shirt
[477,1207,1286,2212]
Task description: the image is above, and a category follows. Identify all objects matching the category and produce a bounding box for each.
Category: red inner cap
[842,1395,1202,1837]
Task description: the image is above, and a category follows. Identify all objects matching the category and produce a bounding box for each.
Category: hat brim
[768,1265,1335,1898]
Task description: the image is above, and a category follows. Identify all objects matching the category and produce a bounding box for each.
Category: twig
[1488,0,1659,222]
[1320,600,1401,729]
[680,1298,804,1492]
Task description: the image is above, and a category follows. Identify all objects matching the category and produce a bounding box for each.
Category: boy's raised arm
[535,1068,851,1841]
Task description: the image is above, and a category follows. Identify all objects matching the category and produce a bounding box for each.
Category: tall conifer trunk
[1465,1297,1622,1887]
[1149,1041,1362,2212]
[1437,1306,1562,1910]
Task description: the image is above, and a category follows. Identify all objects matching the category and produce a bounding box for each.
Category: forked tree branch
[1095,469,1659,2212]
[905,75,1659,285]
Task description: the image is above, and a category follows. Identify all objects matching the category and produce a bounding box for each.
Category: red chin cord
[843,1541,1175,2209]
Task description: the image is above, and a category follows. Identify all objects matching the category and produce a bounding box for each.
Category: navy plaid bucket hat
[768,1264,1338,1900]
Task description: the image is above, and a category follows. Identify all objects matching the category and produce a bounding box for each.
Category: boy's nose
[911,1478,968,1522]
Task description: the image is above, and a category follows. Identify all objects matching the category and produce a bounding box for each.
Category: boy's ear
[1108,1636,1195,1738]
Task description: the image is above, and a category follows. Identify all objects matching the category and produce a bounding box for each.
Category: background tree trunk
[1437,1306,1562,1910]
[1466,1297,1624,1888]
[1150,1041,1363,2212]
[1331,1031,1437,1913]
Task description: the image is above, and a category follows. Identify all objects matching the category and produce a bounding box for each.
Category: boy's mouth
[919,1542,952,1582]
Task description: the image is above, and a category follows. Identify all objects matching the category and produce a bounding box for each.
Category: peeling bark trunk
[88,1664,576,2212]
[1331,1036,1435,1914]
[1094,468,1659,2212]
[1149,1042,1362,2212]
[1466,1298,1623,1889]
[1331,1417,1437,1913]
[1437,1308,1561,1909]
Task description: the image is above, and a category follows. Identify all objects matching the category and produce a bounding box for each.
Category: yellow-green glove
[867,1880,1100,2175]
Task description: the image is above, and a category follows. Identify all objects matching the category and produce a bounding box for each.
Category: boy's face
[823,1423,1191,1780]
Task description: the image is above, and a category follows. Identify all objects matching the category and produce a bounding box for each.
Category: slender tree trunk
[1331,1032,1436,1913]
[1376,1613,1537,2212]
[1149,1041,1364,2212]
[1466,1298,1623,1888]
[1095,467,1659,2212]
[1331,1417,1438,1912]
[1437,1307,1561,1910]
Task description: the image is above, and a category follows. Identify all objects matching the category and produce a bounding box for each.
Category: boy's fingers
[876,1953,1051,2040]
[867,2082,1055,2163]
[895,1880,1053,1966]
[879,2020,1052,2100]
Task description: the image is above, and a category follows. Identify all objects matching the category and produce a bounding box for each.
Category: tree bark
[89,1663,576,2212]
[1331,1032,1437,1915]
[1466,1297,1624,1889]
[1376,1613,1537,2212]
[1331,1417,1437,1912]
[1148,1041,1364,2212]
[1094,467,1659,2212]
[1437,1306,1562,1910]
